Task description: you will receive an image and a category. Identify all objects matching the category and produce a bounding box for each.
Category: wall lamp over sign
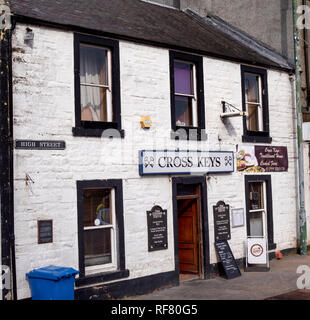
[24,27,34,47]
[140,116,152,129]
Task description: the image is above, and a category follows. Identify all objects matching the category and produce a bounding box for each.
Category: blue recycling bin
[26,266,79,300]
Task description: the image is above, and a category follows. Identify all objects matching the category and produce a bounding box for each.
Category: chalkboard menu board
[147,206,168,252]
[38,220,53,244]
[213,201,231,241]
[215,241,241,279]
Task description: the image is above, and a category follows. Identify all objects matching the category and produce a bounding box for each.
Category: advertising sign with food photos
[237,146,288,173]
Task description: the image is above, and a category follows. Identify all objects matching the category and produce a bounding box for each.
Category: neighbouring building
[146,0,294,62]
[298,0,310,251]
[0,0,307,300]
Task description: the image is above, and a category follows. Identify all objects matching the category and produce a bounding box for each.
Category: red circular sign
[250,244,264,257]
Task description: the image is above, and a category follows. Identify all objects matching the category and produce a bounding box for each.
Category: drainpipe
[303,0,310,107]
[293,0,308,255]
[0,11,16,299]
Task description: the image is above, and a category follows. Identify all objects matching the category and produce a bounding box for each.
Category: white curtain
[80,44,108,121]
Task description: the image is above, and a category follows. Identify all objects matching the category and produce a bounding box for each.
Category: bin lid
[26,265,79,281]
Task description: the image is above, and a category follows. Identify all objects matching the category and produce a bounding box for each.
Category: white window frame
[245,73,264,132]
[84,188,117,275]
[174,60,198,128]
[80,44,113,123]
[249,181,267,237]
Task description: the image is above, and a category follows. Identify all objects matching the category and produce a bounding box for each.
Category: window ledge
[72,127,125,138]
[75,269,130,287]
[171,128,208,141]
[242,135,272,144]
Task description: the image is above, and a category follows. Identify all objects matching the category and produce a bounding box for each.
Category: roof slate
[8,0,293,71]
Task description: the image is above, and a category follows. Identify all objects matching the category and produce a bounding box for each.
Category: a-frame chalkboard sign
[215,240,241,279]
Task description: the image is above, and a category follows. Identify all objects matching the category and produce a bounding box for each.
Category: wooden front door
[178,197,199,274]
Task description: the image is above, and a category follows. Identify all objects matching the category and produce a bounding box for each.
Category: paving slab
[131,254,310,300]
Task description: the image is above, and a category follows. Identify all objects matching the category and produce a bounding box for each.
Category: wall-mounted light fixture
[24,27,34,47]
[141,116,152,129]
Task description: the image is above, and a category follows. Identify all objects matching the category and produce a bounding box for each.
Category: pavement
[132,253,310,300]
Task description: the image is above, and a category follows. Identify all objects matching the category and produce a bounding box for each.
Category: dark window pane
[84,228,112,267]
[249,182,264,210]
[245,73,260,103]
[177,184,199,196]
[174,61,193,95]
[80,44,108,86]
[81,86,108,122]
[247,103,259,131]
[83,189,111,228]
[175,96,193,127]
[249,211,264,237]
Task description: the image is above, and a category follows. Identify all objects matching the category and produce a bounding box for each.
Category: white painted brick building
[0,0,307,300]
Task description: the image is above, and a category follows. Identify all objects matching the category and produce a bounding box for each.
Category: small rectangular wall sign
[231,208,244,228]
[147,206,168,252]
[213,201,231,241]
[38,220,53,244]
[15,140,66,150]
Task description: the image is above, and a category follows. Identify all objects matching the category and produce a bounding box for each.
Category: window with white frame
[244,72,263,132]
[73,34,123,138]
[80,44,113,123]
[82,188,117,273]
[174,61,198,127]
[169,51,206,140]
[241,65,271,143]
[245,175,275,250]
[248,181,267,237]
[77,180,128,284]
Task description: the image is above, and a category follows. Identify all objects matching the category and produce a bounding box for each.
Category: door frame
[172,176,210,279]
[245,175,276,250]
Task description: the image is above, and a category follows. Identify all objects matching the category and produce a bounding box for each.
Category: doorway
[245,175,275,250]
[176,183,204,281]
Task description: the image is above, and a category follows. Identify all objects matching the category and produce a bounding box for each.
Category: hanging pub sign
[213,201,231,241]
[139,150,234,176]
[15,140,66,150]
[237,145,288,173]
[147,206,168,252]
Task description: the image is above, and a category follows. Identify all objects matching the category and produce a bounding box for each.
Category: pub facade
[0,0,306,300]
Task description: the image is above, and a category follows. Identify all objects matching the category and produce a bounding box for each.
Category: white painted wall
[12,23,299,299]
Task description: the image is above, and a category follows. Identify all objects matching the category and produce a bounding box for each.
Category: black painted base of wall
[75,271,179,300]
[244,267,270,272]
